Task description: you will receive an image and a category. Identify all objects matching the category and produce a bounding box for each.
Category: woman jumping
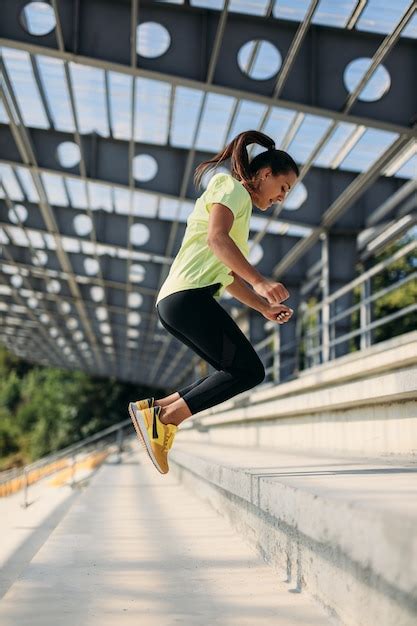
[128,130,299,474]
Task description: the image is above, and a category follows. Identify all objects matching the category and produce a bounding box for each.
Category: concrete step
[0,443,336,626]
[168,441,417,626]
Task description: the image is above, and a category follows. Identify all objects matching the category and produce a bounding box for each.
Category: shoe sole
[128,402,167,474]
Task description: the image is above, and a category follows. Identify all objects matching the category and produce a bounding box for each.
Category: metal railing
[0,418,133,507]
[256,238,416,382]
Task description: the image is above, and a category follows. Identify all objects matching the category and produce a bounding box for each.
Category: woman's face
[247,167,298,211]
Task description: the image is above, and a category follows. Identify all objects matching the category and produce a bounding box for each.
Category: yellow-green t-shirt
[155,173,252,306]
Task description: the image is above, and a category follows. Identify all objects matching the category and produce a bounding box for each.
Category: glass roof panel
[6,225,30,246]
[402,11,417,37]
[226,100,268,143]
[88,181,113,212]
[0,228,10,244]
[108,71,132,141]
[15,167,40,203]
[263,107,298,147]
[188,0,416,38]
[0,97,9,123]
[191,0,223,9]
[356,0,414,35]
[41,172,69,206]
[66,177,88,209]
[287,114,333,163]
[114,187,131,215]
[28,230,45,249]
[37,55,75,132]
[313,121,357,167]
[273,0,310,22]
[312,0,358,27]
[196,92,236,152]
[69,62,109,136]
[134,78,171,144]
[133,192,159,217]
[0,165,24,200]
[1,47,49,128]
[340,128,399,172]
[394,154,417,179]
[171,86,205,148]
[229,0,270,16]
[159,197,180,220]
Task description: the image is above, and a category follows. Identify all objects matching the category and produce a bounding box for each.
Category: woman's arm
[225,272,268,314]
[208,233,263,286]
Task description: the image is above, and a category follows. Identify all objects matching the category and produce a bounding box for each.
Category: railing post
[21,467,29,509]
[273,325,280,383]
[321,232,330,363]
[116,426,124,464]
[70,453,76,488]
[360,276,372,349]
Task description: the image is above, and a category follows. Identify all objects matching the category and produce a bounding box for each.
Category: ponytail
[193,130,299,191]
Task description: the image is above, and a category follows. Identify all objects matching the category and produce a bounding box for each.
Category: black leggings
[156,282,265,415]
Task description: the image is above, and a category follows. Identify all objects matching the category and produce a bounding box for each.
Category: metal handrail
[0,418,133,494]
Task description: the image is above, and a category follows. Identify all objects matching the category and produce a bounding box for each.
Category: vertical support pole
[70,453,76,488]
[272,325,280,383]
[360,276,372,349]
[321,232,330,363]
[21,467,29,509]
[116,426,124,464]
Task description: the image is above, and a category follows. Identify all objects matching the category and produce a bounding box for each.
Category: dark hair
[193,130,299,191]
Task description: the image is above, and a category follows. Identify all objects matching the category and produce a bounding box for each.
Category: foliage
[0,348,167,471]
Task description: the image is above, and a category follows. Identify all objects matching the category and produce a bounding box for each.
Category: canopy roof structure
[0,0,416,390]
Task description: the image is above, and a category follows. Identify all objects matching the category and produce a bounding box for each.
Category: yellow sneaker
[128,402,178,474]
[134,396,155,412]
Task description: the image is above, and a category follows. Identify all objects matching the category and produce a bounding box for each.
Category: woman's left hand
[261,303,293,324]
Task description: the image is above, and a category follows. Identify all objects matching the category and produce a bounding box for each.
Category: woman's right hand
[253,278,289,305]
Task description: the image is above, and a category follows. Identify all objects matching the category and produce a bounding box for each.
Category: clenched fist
[261,303,293,324]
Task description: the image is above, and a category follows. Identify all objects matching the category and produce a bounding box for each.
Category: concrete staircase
[0,447,337,626]
[168,331,417,626]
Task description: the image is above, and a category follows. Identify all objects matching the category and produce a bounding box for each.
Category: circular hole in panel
[11,275,23,288]
[100,323,111,334]
[49,327,59,337]
[57,141,81,168]
[9,204,28,224]
[73,330,84,342]
[344,58,391,102]
[283,182,308,210]
[66,317,78,329]
[32,251,48,266]
[103,336,113,345]
[129,264,146,283]
[136,22,171,58]
[20,1,56,36]
[84,258,100,275]
[90,286,104,302]
[95,306,108,320]
[130,223,150,246]
[238,40,282,80]
[128,312,141,326]
[59,301,71,314]
[74,214,93,236]
[47,279,61,293]
[128,292,143,308]
[128,328,139,338]
[133,154,158,182]
[40,313,50,323]
[27,297,38,308]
